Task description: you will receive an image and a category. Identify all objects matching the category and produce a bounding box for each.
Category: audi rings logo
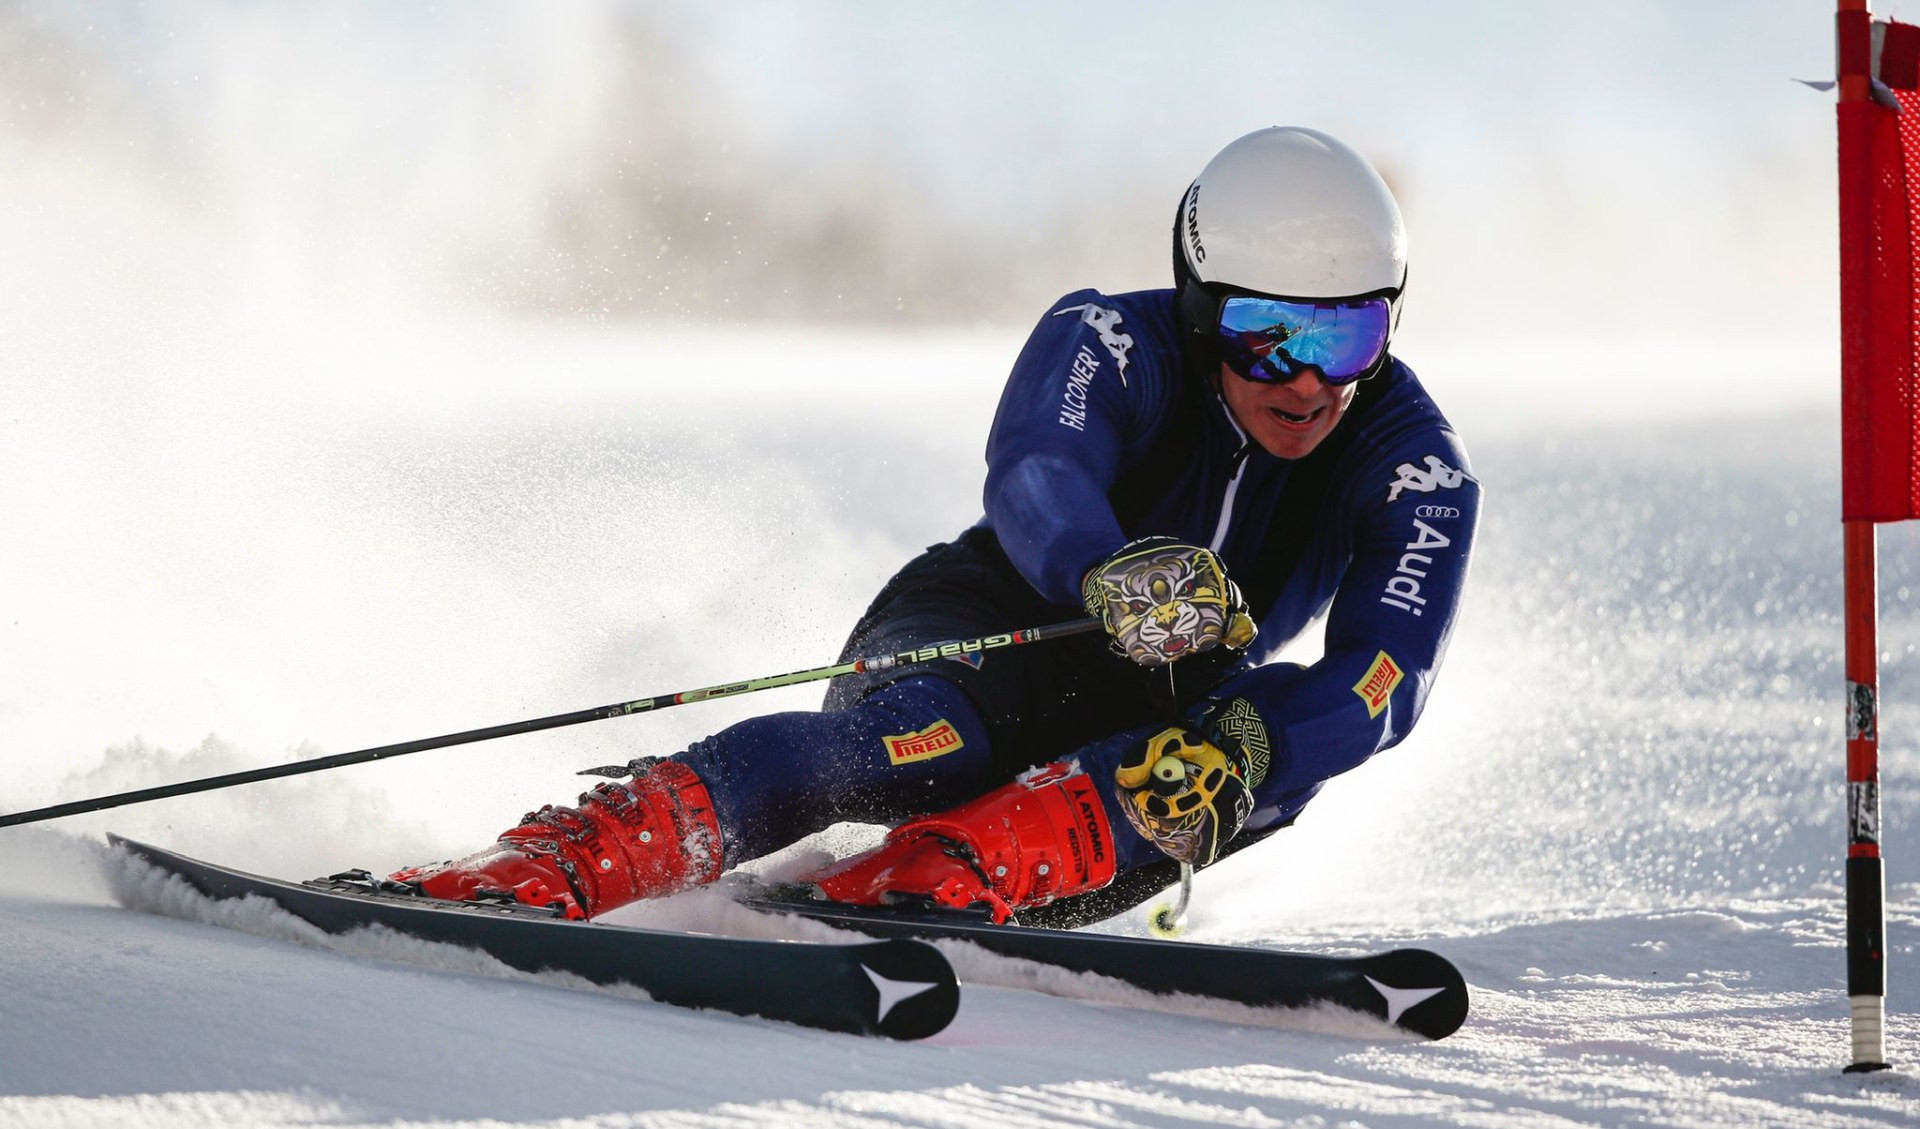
[1415,505,1461,519]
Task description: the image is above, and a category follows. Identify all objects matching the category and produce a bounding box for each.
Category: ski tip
[108,835,201,878]
[105,833,159,864]
[1361,948,1469,1040]
[851,937,962,1040]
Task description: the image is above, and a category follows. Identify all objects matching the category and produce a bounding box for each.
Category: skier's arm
[983,294,1167,605]
[1206,438,1481,817]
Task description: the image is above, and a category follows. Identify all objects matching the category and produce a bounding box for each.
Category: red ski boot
[810,762,1118,923]
[389,759,723,920]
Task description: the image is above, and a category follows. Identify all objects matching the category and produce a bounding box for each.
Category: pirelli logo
[1352,651,1404,719]
[883,719,966,765]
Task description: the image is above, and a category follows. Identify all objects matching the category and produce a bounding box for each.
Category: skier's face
[1219,362,1356,459]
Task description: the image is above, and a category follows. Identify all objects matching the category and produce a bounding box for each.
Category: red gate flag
[1838,3,1901,1073]
[1841,18,1920,521]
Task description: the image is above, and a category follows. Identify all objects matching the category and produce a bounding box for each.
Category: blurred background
[3,1,1900,931]
[0,1,1836,340]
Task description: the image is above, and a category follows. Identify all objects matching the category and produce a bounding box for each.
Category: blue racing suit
[677,288,1479,899]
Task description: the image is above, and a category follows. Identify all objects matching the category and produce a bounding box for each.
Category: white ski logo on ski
[1385,456,1466,503]
[862,964,941,1024]
[1364,975,1447,1026]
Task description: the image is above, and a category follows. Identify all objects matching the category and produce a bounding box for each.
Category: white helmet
[1174,127,1407,377]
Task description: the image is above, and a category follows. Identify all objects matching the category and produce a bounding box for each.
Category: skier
[392,126,1481,925]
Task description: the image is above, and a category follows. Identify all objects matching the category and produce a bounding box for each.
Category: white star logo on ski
[1364,975,1447,1026]
[861,963,942,1025]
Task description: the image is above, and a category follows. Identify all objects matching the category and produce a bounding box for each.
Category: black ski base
[110,836,959,1040]
[735,884,1468,1040]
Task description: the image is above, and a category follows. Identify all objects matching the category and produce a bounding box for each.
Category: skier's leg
[390,528,1140,921]
[389,674,998,919]
[678,673,999,861]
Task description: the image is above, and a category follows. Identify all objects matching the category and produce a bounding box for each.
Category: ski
[733,884,1468,1040]
[109,836,959,1040]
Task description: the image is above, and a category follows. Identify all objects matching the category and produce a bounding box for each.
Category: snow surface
[4,315,1920,1128]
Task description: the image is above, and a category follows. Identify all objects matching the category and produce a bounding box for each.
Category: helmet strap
[1171,188,1224,385]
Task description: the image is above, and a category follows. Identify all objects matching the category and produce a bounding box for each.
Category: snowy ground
[2,848,1915,1128]
[4,307,1920,1126]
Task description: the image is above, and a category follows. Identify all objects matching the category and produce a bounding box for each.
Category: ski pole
[1148,862,1195,938]
[0,617,1103,830]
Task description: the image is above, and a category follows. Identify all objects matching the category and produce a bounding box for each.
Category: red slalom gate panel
[1840,19,1920,521]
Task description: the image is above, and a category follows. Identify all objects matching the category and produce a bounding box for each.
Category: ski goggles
[1217,295,1392,385]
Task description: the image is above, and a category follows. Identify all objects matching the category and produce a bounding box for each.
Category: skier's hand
[1080,538,1257,666]
[1113,723,1254,866]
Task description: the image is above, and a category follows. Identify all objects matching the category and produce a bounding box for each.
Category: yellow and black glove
[1113,698,1273,866]
[1112,730,1246,868]
[1080,537,1257,667]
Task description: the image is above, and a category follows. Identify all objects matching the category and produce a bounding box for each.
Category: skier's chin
[1220,366,1355,459]
[1247,401,1344,459]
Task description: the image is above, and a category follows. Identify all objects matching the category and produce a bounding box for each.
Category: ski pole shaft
[1148,862,1195,938]
[0,617,1103,829]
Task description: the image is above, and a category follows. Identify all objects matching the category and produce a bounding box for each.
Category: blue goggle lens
[1217,296,1392,384]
